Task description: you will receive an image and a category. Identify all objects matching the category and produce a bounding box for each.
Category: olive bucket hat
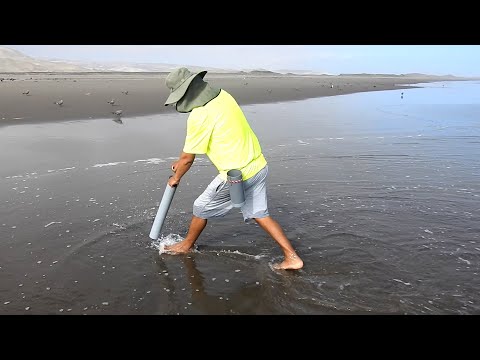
[164,67,207,106]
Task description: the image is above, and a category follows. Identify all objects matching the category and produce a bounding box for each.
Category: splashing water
[268,256,288,272]
[151,234,267,259]
[151,233,184,254]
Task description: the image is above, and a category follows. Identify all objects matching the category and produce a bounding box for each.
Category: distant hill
[0,47,471,78]
[276,69,330,75]
[247,70,280,75]
[51,59,237,74]
[0,46,237,74]
[0,47,89,72]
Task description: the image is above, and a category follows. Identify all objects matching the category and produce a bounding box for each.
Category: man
[163,67,303,270]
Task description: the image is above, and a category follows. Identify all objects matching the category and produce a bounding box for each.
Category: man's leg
[254,216,304,270]
[165,176,230,254]
[164,215,207,253]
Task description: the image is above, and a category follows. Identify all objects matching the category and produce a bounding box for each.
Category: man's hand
[168,176,180,187]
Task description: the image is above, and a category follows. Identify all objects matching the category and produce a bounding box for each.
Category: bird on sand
[112,109,123,124]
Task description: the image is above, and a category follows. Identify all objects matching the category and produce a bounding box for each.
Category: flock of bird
[16,80,401,126]
[21,89,128,124]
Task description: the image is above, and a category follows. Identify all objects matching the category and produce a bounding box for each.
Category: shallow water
[1,81,479,314]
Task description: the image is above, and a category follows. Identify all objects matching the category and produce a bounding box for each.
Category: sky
[4,45,480,76]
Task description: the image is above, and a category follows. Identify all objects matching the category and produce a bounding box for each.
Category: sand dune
[0,47,88,72]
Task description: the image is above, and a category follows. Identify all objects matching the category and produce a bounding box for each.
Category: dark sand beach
[0,72,468,126]
[1,74,479,315]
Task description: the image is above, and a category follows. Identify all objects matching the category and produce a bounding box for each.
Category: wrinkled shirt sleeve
[183,107,212,154]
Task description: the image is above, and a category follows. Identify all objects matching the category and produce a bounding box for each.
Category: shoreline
[0,73,472,127]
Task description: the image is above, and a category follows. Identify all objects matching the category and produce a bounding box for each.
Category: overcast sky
[4,45,480,76]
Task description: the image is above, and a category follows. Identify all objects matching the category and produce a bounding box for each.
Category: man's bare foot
[164,241,192,254]
[272,253,304,270]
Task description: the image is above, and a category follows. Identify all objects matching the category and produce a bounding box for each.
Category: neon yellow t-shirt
[183,89,267,181]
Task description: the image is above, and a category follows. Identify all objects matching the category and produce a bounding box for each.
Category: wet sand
[0,72,468,127]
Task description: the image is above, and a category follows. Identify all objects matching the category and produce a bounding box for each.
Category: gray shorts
[193,165,269,222]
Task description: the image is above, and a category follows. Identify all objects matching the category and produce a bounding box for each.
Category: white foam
[151,234,185,254]
[92,162,127,168]
[134,158,166,165]
[393,278,411,286]
[212,249,266,259]
[4,156,185,180]
[44,221,62,228]
[58,167,76,171]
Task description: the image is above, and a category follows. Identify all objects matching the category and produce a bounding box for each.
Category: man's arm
[169,151,195,187]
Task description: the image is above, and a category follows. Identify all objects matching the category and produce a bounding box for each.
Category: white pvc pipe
[149,181,177,240]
